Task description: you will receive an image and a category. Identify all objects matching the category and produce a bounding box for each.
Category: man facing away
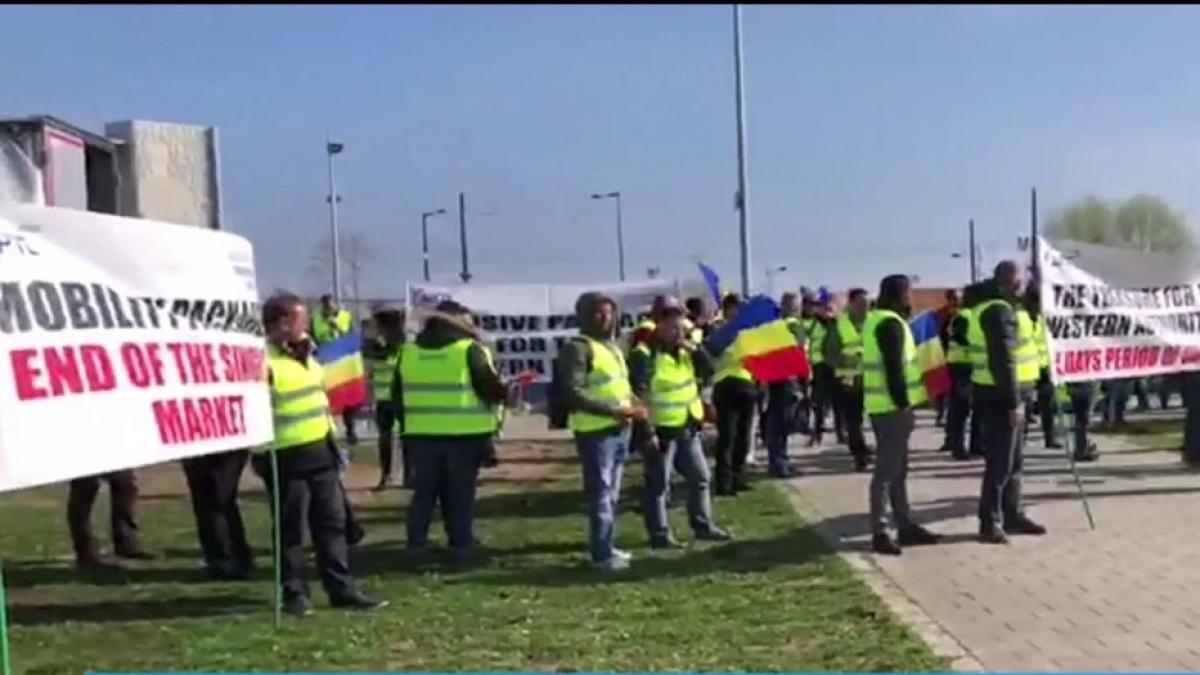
[398,300,508,563]
[863,274,941,555]
[825,289,871,471]
[966,262,1047,544]
[364,305,409,490]
[629,297,731,548]
[311,294,361,445]
[556,292,648,571]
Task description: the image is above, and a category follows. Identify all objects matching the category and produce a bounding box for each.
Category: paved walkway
[784,411,1200,672]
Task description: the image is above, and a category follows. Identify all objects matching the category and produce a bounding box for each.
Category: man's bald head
[993,260,1023,298]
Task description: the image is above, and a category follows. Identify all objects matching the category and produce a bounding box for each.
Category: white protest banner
[407,280,679,381]
[0,202,271,493]
[1040,235,1200,383]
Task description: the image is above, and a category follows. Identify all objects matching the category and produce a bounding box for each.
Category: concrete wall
[104,120,221,229]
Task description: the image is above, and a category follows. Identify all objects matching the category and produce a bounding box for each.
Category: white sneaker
[613,548,633,561]
[592,556,630,572]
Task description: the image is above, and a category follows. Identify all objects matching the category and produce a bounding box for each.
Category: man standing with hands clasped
[862,275,941,555]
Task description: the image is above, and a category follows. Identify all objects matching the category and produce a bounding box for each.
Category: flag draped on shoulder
[909,309,951,400]
[705,295,810,382]
[315,330,367,413]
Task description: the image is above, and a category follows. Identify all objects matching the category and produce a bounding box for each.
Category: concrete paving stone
[784,410,1200,672]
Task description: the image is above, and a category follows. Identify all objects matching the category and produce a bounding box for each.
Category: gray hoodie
[555,292,626,422]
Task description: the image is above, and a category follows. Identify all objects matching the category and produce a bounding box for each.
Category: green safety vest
[635,345,704,428]
[569,336,633,433]
[835,313,864,381]
[713,347,754,384]
[266,346,333,451]
[967,300,1041,386]
[369,343,403,403]
[945,309,971,365]
[312,309,354,344]
[400,339,498,436]
[806,319,826,365]
[861,309,928,415]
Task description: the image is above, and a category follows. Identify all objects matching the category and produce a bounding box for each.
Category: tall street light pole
[969,217,978,283]
[325,138,345,303]
[591,191,625,281]
[421,208,447,282]
[733,4,752,297]
[458,192,472,283]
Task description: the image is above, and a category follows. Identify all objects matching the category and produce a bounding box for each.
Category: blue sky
[5,4,1200,298]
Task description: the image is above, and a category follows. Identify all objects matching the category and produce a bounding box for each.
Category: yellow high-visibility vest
[400,339,498,436]
[946,309,971,365]
[835,314,864,381]
[635,345,704,428]
[967,300,1041,386]
[806,319,826,366]
[266,346,333,451]
[312,309,354,344]
[369,343,403,403]
[1033,315,1051,369]
[861,309,928,415]
[569,337,633,433]
[713,348,753,384]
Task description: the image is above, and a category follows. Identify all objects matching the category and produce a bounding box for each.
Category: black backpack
[547,336,591,429]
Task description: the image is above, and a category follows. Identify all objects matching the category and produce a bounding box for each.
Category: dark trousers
[376,401,412,483]
[252,452,355,601]
[1070,388,1094,455]
[976,399,1026,529]
[343,407,360,443]
[810,364,844,441]
[945,364,972,454]
[68,470,141,562]
[835,379,867,458]
[182,450,253,575]
[405,437,484,550]
[764,382,796,476]
[713,378,757,490]
[1036,369,1058,445]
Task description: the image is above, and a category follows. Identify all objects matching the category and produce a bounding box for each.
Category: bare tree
[303,228,381,304]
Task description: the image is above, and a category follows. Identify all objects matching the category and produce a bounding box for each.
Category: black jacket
[965,279,1026,410]
[392,313,507,438]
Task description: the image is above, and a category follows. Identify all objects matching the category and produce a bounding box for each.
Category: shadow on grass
[9,592,260,626]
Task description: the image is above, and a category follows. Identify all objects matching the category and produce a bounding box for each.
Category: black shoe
[76,556,124,574]
[450,547,486,566]
[1074,447,1099,462]
[372,475,394,492]
[1004,515,1047,536]
[207,565,252,582]
[694,528,732,542]
[714,484,737,497]
[951,452,972,461]
[1046,440,1064,450]
[733,478,752,492]
[978,526,1009,545]
[330,590,388,611]
[282,595,313,617]
[897,525,941,547]
[871,533,902,556]
[348,526,366,547]
[114,548,157,561]
[650,536,682,550]
[853,458,869,473]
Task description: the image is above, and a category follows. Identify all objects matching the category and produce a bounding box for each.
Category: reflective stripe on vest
[861,309,928,415]
[370,344,403,402]
[835,314,864,380]
[569,337,633,433]
[267,347,332,451]
[945,309,971,365]
[637,345,704,428]
[967,300,1041,386]
[400,339,497,436]
[806,319,826,365]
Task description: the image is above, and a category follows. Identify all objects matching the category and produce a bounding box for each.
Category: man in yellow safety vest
[364,304,408,490]
[629,296,731,548]
[311,294,361,445]
[709,292,759,496]
[862,274,941,555]
[1024,288,1062,450]
[398,300,509,564]
[556,291,648,571]
[943,290,976,460]
[825,288,871,471]
[966,262,1047,544]
[255,292,385,616]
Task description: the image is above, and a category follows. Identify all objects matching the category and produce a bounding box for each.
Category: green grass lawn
[0,440,942,673]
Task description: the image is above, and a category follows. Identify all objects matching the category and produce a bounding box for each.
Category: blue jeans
[642,427,716,543]
[405,437,484,550]
[575,428,629,563]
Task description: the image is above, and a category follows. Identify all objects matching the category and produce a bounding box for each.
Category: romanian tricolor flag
[315,330,368,414]
[706,295,810,383]
[909,309,951,400]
